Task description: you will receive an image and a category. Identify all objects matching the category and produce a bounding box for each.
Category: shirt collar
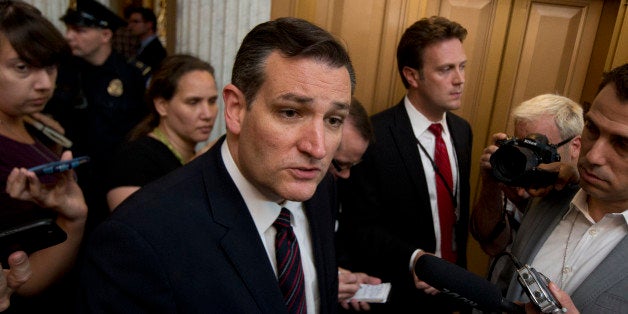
[220,141,304,232]
[568,188,628,226]
[403,95,449,139]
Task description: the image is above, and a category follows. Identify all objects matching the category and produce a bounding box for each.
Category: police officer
[47,0,149,230]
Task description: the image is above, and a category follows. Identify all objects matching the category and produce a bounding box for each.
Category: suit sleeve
[78,220,176,313]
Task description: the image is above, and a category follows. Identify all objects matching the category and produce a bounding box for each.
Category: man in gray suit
[497,63,628,313]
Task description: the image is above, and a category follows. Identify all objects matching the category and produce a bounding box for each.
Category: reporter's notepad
[349,283,391,303]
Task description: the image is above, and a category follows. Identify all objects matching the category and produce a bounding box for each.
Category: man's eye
[15,64,29,73]
[327,116,344,127]
[281,109,298,118]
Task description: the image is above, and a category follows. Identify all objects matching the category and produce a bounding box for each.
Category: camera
[516,264,565,313]
[489,133,560,187]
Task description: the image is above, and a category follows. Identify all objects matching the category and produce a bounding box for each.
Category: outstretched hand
[0,252,32,312]
[5,151,87,222]
[338,267,382,311]
[525,282,579,314]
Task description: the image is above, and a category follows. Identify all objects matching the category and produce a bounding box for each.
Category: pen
[23,115,73,148]
[28,156,90,175]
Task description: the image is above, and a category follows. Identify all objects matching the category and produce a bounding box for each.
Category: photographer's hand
[527,162,579,197]
[471,132,521,255]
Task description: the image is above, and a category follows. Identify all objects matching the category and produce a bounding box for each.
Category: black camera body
[490,133,560,187]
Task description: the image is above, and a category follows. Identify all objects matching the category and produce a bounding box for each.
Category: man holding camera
[471,94,583,256]
[493,63,628,313]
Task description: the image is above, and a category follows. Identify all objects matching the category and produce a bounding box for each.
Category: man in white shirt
[498,63,628,313]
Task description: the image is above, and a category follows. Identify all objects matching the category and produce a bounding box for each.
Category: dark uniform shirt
[46,51,148,230]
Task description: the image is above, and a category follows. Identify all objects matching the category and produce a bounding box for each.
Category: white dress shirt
[221,142,319,313]
[531,189,628,294]
[404,96,460,262]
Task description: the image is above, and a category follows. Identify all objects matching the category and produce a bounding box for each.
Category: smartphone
[0,217,67,266]
[28,156,90,176]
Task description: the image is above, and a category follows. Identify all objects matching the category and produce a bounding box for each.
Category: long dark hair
[128,54,215,141]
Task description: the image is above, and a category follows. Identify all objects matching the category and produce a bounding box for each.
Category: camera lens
[490,145,539,183]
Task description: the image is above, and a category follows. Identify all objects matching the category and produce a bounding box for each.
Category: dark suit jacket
[337,100,472,313]
[136,36,167,73]
[78,136,339,313]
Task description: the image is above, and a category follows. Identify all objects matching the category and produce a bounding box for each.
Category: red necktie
[428,123,457,263]
[274,208,307,314]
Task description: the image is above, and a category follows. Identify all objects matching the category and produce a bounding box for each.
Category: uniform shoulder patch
[132,60,152,77]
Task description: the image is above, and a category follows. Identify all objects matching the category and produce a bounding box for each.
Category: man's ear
[570,135,581,160]
[223,84,247,135]
[101,28,113,43]
[154,97,168,117]
[402,66,421,88]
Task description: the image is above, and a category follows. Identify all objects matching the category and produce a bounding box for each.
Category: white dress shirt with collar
[404,96,460,261]
[531,189,628,294]
[220,141,319,313]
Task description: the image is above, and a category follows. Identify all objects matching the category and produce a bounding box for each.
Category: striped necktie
[274,208,307,313]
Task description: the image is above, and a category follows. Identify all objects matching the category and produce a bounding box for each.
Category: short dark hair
[231,17,356,106]
[396,16,467,88]
[347,97,373,143]
[128,7,157,33]
[0,0,69,68]
[129,54,215,140]
[598,63,628,102]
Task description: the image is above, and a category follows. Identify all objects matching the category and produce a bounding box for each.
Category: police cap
[60,0,126,30]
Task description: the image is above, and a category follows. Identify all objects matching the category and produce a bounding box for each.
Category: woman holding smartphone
[0,1,87,312]
[105,54,219,210]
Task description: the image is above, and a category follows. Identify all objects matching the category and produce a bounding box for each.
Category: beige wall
[273,0,627,276]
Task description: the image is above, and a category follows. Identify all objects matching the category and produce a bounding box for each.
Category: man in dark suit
[127,6,167,77]
[78,17,355,313]
[338,16,472,313]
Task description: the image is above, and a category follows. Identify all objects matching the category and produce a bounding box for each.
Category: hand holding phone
[0,217,67,266]
[27,156,90,176]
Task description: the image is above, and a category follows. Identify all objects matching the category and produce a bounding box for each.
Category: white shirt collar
[403,95,449,139]
[220,141,305,232]
[568,188,628,226]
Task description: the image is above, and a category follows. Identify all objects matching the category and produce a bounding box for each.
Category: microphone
[414,254,524,313]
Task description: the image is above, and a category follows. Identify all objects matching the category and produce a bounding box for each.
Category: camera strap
[416,138,458,209]
[554,136,575,148]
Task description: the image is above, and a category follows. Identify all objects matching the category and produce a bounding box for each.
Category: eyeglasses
[331,159,361,172]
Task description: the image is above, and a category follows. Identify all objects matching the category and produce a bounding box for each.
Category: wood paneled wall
[272,0,626,276]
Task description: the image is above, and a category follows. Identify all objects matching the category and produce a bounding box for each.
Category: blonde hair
[512,94,584,140]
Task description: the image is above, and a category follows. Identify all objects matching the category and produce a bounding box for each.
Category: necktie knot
[273,208,292,231]
[428,123,443,137]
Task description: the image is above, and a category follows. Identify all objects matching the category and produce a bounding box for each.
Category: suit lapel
[388,102,428,195]
[446,114,470,185]
[571,235,628,309]
[303,177,335,313]
[201,137,288,314]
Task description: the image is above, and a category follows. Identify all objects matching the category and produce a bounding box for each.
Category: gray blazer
[497,185,628,313]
